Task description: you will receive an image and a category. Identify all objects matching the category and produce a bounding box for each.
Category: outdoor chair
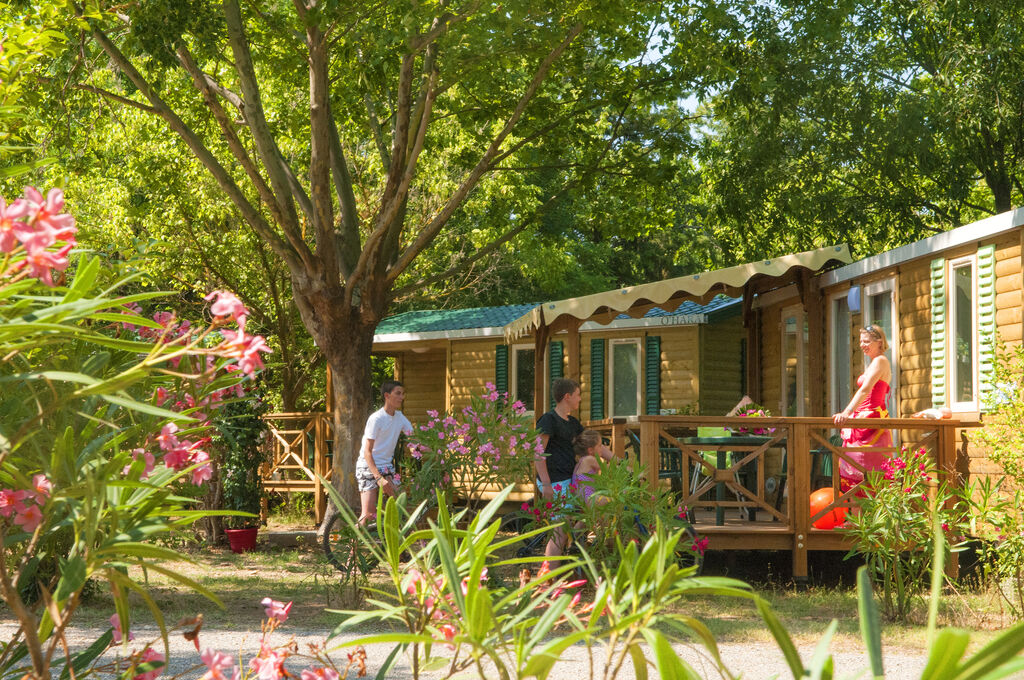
[623,430,684,495]
[689,426,751,520]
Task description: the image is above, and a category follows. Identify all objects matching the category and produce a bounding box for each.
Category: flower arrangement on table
[729,404,776,435]
[405,382,541,510]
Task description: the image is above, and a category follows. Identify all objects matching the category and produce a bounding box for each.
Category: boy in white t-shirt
[356,380,413,524]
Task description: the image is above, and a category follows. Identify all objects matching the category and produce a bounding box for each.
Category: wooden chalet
[262,205,1024,577]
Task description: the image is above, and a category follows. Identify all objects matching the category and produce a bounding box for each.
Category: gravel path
[1,622,939,679]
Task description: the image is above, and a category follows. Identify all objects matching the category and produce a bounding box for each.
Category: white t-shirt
[357,407,413,469]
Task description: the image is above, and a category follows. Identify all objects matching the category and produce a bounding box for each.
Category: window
[510,345,536,413]
[830,293,852,414]
[948,256,978,409]
[609,339,641,417]
[781,306,806,417]
[864,278,899,415]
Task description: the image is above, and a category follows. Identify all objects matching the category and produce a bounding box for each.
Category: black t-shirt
[536,410,583,482]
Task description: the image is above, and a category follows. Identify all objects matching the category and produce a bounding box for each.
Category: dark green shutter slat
[549,341,564,409]
[590,338,605,420]
[978,245,997,407]
[495,344,509,395]
[930,258,946,407]
[645,336,661,415]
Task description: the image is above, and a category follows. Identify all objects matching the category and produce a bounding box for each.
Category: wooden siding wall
[698,316,744,415]
[449,339,495,411]
[896,260,932,416]
[395,349,447,423]
[995,239,1022,345]
[659,326,701,412]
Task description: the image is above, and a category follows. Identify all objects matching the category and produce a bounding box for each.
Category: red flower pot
[225,527,259,553]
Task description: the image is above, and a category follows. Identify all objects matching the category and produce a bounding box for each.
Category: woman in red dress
[832,324,892,489]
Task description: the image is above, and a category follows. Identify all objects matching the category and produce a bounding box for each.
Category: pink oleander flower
[154,387,169,406]
[126,448,156,479]
[691,536,710,555]
[31,474,52,502]
[0,196,29,253]
[163,443,192,471]
[13,504,43,532]
[205,290,248,324]
[218,328,272,376]
[21,187,76,239]
[249,645,287,680]
[192,454,213,485]
[157,423,180,451]
[200,649,235,680]
[0,488,27,518]
[300,668,339,680]
[134,647,164,680]
[110,613,135,643]
[14,242,72,287]
[438,623,457,645]
[261,597,292,623]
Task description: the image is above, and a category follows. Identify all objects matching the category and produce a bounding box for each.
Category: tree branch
[386,22,585,285]
[327,104,362,279]
[83,16,310,277]
[305,15,340,288]
[224,0,316,235]
[69,82,156,112]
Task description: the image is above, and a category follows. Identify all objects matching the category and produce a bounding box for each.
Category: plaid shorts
[355,464,400,492]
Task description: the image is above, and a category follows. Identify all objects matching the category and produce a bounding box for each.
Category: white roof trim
[821,207,1024,287]
[374,304,736,345]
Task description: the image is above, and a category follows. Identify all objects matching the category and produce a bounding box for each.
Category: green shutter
[590,338,605,420]
[548,341,564,409]
[978,244,997,407]
[495,344,509,395]
[930,258,946,407]
[645,336,661,415]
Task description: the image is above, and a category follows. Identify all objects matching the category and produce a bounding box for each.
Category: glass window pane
[953,265,974,403]
[515,348,535,408]
[612,343,639,417]
[832,298,851,413]
[783,315,799,417]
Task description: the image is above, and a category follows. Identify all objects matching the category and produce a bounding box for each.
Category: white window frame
[863,277,900,416]
[608,338,642,418]
[829,291,853,414]
[780,305,806,417]
[947,255,979,412]
[510,343,539,415]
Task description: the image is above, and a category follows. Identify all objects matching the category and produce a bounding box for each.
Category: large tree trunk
[293,281,384,528]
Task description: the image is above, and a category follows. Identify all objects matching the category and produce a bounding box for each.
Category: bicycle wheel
[323,513,381,575]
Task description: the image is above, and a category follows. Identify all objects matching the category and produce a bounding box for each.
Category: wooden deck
[261,412,979,579]
[588,415,979,578]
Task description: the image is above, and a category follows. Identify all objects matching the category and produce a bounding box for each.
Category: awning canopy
[503,244,851,340]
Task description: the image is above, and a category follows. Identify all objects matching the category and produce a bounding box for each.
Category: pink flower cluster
[140,423,213,485]
[0,187,77,287]
[0,474,52,532]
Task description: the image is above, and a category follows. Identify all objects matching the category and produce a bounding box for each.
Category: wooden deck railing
[261,412,333,521]
[587,415,980,579]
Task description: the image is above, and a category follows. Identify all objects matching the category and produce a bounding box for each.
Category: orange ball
[810,487,848,530]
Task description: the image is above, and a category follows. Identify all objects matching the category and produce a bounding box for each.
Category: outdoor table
[680,434,781,525]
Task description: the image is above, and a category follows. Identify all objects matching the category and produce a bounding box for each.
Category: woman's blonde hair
[861,324,889,351]
[573,429,602,457]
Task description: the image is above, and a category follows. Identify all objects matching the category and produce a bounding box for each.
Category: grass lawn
[66,536,1015,656]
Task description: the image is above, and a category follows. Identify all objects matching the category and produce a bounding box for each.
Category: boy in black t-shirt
[535,378,584,502]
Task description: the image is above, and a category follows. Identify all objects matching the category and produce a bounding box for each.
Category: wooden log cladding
[1000,324,1023,343]
[450,340,499,410]
[996,273,1022,294]
[899,325,932,343]
[996,259,1022,279]
[401,350,447,422]
[997,306,1023,327]
[899,354,933,371]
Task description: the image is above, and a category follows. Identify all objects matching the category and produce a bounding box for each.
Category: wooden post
[533,323,550,416]
[612,421,626,459]
[640,419,659,491]
[314,414,325,522]
[937,421,960,579]
[742,282,763,403]
[566,318,581,381]
[790,421,811,581]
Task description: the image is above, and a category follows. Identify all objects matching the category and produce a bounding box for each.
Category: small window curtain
[978,245,997,405]
[590,338,605,420]
[644,336,661,415]
[495,344,509,396]
[548,341,564,410]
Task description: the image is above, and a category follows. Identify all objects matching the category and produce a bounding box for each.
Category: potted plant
[216,393,269,552]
